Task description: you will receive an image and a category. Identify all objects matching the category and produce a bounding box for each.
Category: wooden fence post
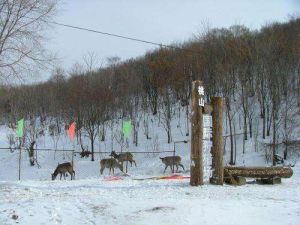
[18,140,21,181]
[190,80,204,186]
[210,97,224,185]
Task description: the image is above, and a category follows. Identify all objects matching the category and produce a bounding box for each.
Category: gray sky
[41,0,300,81]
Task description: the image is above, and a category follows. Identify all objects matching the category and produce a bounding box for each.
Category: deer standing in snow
[110,150,137,173]
[100,158,124,175]
[159,156,185,173]
[51,162,75,180]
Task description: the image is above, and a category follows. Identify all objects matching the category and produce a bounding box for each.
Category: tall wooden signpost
[189,82,292,186]
[210,97,224,185]
[190,80,204,186]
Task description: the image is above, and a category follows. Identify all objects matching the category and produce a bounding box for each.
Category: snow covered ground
[0,113,299,224]
[0,164,299,225]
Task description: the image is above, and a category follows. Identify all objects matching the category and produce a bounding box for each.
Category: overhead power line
[48,21,201,55]
[1,10,201,55]
[51,21,167,48]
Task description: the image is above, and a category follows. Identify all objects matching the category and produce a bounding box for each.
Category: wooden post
[190,80,204,186]
[172,142,176,173]
[210,97,224,185]
[18,141,21,181]
[72,148,75,180]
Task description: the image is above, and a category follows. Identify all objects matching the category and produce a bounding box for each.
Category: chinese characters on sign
[198,86,205,107]
[203,127,212,139]
[203,115,212,127]
[198,86,204,95]
[203,113,213,175]
[203,115,213,150]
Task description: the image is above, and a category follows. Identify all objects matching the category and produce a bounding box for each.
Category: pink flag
[68,122,76,140]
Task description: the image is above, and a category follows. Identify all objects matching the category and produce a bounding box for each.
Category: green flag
[122,120,132,138]
[16,118,24,138]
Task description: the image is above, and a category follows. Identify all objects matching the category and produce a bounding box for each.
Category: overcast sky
[41,0,300,81]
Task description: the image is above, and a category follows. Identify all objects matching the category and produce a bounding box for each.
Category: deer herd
[51,151,185,180]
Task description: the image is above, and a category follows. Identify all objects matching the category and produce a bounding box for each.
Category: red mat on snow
[103,174,190,181]
[132,174,190,181]
[158,174,190,180]
[104,176,124,181]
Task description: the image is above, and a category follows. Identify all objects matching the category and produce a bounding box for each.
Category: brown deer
[51,162,75,180]
[100,158,124,175]
[110,150,137,173]
[160,156,185,173]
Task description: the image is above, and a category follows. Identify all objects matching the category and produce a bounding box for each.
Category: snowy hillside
[0,112,274,182]
[0,111,299,225]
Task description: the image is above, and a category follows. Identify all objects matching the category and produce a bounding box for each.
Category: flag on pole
[122,120,132,138]
[68,122,76,140]
[16,118,24,138]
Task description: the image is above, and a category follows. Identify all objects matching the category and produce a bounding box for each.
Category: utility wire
[49,21,201,55]
[51,21,167,48]
[1,10,201,55]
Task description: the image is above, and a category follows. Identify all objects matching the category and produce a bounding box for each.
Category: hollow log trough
[224,166,293,185]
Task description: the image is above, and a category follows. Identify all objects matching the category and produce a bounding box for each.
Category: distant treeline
[1,18,299,163]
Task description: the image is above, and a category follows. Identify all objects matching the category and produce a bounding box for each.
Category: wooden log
[190,80,204,186]
[210,97,224,185]
[224,166,293,179]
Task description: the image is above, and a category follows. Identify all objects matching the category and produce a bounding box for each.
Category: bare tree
[159,88,176,143]
[279,94,299,159]
[83,51,102,73]
[0,0,59,81]
[24,117,43,166]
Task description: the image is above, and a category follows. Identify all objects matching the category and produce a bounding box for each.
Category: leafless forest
[0,18,299,164]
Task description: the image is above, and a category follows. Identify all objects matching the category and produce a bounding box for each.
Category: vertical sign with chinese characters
[203,115,213,140]
[198,86,205,107]
[203,114,213,180]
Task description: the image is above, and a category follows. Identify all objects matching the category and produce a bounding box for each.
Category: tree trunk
[144,115,150,139]
[29,141,35,166]
[297,74,300,107]
[101,123,105,142]
[110,122,114,151]
[284,145,288,160]
[249,117,253,138]
[243,112,248,140]
[91,135,95,161]
[267,104,272,137]
[227,108,234,165]
[233,120,237,164]
[134,122,138,147]
[242,87,248,140]
[262,105,266,139]
[167,127,171,144]
[185,103,189,136]
[272,103,276,166]
[283,98,288,160]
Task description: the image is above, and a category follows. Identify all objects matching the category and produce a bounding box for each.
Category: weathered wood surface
[210,97,224,185]
[190,80,204,186]
[224,166,293,179]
